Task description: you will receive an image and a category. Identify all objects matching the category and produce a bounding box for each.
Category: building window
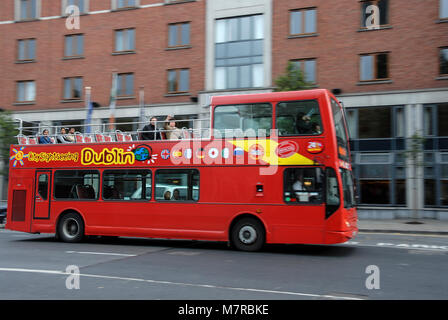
[360,52,389,81]
[16,0,39,21]
[16,81,36,102]
[360,0,389,27]
[103,170,152,201]
[155,169,199,201]
[167,69,189,93]
[64,34,84,57]
[168,22,190,47]
[63,0,87,15]
[214,15,264,90]
[116,0,137,9]
[290,8,317,36]
[63,77,83,100]
[114,28,135,53]
[117,73,134,97]
[17,39,36,62]
[440,47,448,76]
[440,0,448,19]
[358,107,392,138]
[290,59,316,84]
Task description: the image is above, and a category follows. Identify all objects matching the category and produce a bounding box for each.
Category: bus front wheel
[230,218,265,252]
[57,212,85,243]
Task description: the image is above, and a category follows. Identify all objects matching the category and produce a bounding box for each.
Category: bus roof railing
[13,117,212,145]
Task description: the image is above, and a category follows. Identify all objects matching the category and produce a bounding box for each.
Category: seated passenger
[38,129,52,144]
[164,190,172,200]
[172,189,180,201]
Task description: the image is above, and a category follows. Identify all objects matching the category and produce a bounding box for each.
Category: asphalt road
[0,228,447,300]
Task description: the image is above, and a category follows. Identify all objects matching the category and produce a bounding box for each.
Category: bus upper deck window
[276,100,322,136]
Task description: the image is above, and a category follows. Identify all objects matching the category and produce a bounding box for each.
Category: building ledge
[112,51,137,56]
[357,80,393,86]
[164,93,191,97]
[13,102,35,106]
[165,45,192,51]
[62,56,85,61]
[61,99,83,103]
[357,26,393,32]
[15,60,36,64]
[436,76,448,80]
[435,19,448,24]
[164,0,197,6]
[287,33,319,39]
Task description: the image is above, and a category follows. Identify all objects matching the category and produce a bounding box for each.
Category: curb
[359,229,448,236]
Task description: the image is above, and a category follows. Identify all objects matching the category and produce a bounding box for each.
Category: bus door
[282,167,326,242]
[33,171,52,220]
[8,175,34,233]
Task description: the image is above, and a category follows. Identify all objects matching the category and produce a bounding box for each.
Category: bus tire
[57,212,85,243]
[230,217,265,252]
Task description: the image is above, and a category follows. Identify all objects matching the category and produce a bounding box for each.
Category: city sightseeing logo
[10,147,29,167]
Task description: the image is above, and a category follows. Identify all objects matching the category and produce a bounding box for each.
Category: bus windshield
[331,98,349,161]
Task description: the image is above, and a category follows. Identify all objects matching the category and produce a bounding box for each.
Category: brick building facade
[1,0,448,218]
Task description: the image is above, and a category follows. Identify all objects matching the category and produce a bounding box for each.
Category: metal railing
[14,117,212,145]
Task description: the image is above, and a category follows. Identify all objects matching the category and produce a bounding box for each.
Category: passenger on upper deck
[141,117,162,140]
[57,128,71,143]
[38,129,52,144]
[65,127,76,143]
[164,116,182,140]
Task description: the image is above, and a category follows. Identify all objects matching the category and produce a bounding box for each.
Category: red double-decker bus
[6,89,357,251]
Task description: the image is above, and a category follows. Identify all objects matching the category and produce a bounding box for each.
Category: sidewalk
[358,219,448,235]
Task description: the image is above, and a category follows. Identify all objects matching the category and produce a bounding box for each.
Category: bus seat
[76,184,95,199]
[115,130,124,142]
[28,136,37,144]
[17,134,28,145]
[75,132,84,143]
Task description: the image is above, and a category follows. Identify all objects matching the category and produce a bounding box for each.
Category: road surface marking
[344,241,448,252]
[0,267,364,300]
[65,251,137,257]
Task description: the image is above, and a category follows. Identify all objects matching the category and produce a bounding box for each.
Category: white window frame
[14,0,41,21]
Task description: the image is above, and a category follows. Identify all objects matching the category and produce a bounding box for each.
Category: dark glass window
[17,39,36,61]
[20,0,38,20]
[358,107,392,138]
[331,99,350,161]
[103,170,152,201]
[290,8,317,35]
[117,0,136,9]
[360,53,389,81]
[168,22,190,47]
[54,170,100,200]
[167,69,189,93]
[117,73,134,96]
[276,100,321,136]
[115,28,135,52]
[341,169,356,208]
[284,167,324,204]
[360,0,389,27]
[38,174,48,200]
[64,34,84,57]
[63,77,83,100]
[155,169,199,201]
[440,48,448,75]
[437,104,448,137]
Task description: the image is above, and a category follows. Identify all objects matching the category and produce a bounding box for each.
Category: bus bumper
[324,228,358,244]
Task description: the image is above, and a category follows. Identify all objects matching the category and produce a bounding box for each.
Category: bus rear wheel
[230,218,265,252]
[58,212,85,243]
